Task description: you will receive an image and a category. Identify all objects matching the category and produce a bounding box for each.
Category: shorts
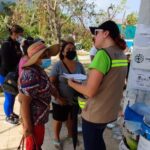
[52,103,73,122]
[26,124,45,150]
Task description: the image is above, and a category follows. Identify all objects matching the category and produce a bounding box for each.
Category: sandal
[53,139,61,149]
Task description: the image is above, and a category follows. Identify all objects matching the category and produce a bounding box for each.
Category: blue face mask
[40,59,51,69]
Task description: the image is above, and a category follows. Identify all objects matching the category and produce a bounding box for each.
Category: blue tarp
[125,39,134,49]
[118,24,136,39]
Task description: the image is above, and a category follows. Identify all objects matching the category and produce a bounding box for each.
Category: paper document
[61,73,87,82]
[128,69,150,91]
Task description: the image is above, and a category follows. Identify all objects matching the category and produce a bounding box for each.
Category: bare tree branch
[60,15,73,27]
[46,0,55,12]
[77,16,86,29]
[54,0,57,11]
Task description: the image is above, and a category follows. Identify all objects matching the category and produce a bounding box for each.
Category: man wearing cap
[68,20,128,150]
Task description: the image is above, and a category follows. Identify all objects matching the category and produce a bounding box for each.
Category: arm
[68,69,103,98]
[49,76,67,105]
[49,76,59,98]
[19,69,39,136]
[69,50,111,98]
[19,93,33,137]
[49,62,67,105]
[49,76,58,88]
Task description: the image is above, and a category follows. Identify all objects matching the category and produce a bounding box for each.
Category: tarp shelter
[118,24,136,39]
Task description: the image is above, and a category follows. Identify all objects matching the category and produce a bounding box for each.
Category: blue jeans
[0,75,16,117]
[82,118,107,150]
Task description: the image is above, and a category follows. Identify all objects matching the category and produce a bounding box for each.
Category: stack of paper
[61,73,87,82]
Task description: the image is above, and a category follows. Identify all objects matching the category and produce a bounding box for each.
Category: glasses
[94,29,103,35]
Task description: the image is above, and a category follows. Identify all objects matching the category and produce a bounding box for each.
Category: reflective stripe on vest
[78,98,86,109]
[78,101,86,109]
[111,59,128,67]
[78,59,128,109]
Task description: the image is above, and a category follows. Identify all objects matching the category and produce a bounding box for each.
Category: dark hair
[59,41,75,60]
[22,37,34,55]
[113,36,126,50]
[102,21,126,50]
[92,36,95,43]
[8,24,24,35]
[90,20,126,50]
[26,36,34,41]
[34,38,45,43]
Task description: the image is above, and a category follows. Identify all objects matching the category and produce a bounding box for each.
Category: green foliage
[78,30,93,51]
[82,37,93,51]
[0,15,9,40]
[126,12,138,25]
[0,1,15,40]
[0,0,132,51]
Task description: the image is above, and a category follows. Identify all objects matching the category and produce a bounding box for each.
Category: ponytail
[114,36,126,50]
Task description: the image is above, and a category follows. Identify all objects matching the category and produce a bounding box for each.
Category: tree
[107,0,127,20]
[10,0,39,37]
[39,0,95,42]
[126,12,138,25]
[10,0,95,44]
[0,1,16,40]
[96,0,127,24]
[0,0,96,50]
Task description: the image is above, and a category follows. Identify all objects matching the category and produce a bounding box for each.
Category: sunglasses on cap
[94,29,104,35]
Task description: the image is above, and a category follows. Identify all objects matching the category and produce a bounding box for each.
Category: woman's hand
[20,93,33,137]
[67,70,104,98]
[23,126,33,137]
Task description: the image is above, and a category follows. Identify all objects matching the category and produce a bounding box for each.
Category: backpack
[2,71,18,95]
[0,40,19,95]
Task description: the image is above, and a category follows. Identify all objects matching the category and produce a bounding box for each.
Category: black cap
[89,20,120,39]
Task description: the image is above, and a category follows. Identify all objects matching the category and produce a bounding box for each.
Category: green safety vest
[78,56,128,109]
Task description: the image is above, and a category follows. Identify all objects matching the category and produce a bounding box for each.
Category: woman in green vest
[68,20,128,150]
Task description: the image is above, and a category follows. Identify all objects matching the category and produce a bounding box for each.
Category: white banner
[128,69,150,91]
[138,136,150,150]
[132,47,150,70]
[134,24,150,47]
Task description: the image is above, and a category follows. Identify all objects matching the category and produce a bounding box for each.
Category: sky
[89,0,141,19]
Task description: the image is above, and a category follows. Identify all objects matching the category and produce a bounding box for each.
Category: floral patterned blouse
[19,65,58,125]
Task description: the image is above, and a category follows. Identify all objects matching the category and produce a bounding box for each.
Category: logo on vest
[134,54,144,63]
